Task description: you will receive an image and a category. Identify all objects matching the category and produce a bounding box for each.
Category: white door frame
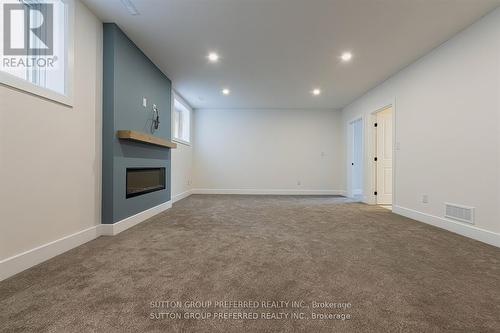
[346,116,364,198]
[368,99,396,207]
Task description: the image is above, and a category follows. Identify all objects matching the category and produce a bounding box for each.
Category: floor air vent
[445,203,474,224]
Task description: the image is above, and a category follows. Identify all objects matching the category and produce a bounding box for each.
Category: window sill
[0,71,73,107]
[172,138,192,147]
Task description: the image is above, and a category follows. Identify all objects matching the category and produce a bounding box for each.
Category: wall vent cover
[445,203,474,225]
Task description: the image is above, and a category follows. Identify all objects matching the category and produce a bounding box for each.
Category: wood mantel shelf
[117,130,177,149]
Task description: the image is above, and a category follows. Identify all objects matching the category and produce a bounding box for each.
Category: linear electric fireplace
[126,168,166,198]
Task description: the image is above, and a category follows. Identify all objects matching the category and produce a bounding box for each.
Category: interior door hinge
[374,123,378,127]
[374,191,377,196]
[374,157,378,161]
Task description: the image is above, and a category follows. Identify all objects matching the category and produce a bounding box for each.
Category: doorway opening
[348,118,363,200]
[372,106,393,207]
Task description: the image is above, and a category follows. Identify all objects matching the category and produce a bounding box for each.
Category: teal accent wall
[102,23,172,224]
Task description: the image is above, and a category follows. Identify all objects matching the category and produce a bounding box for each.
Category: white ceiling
[82,0,500,110]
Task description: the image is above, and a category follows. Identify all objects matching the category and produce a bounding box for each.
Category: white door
[376,107,393,205]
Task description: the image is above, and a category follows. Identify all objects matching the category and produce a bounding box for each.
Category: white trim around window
[172,91,192,146]
[172,137,192,147]
[0,0,75,107]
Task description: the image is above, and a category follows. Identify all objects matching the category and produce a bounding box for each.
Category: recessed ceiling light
[208,52,220,63]
[312,88,321,96]
[222,88,230,95]
[341,52,353,62]
[120,0,140,16]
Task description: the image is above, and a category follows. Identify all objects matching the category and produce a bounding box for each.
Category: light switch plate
[142,97,147,108]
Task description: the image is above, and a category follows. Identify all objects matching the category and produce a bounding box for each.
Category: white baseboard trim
[100,201,172,236]
[0,201,173,281]
[172,190,193,203]
[192,188,346,196]
[393,205,500,248]
[0,225,101,281]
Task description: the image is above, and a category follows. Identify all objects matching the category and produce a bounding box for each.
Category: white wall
[342,8,500,238]
[346,119,364,196]
[171,93,194,202]
[193,108,345,194]
[0,1,103,260]
[171,141,194,201]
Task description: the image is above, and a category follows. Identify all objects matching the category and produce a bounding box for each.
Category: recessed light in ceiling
[312,88,321,96]
[120,0,140,16]
[208,52,220,63]
[222,88,230,95]
[341,52,353,62]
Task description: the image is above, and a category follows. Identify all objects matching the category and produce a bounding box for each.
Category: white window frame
[171,91,192,146]
[0,0,75,107]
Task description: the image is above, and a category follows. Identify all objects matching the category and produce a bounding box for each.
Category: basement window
[0,0,74,106]
[172,93,191,145]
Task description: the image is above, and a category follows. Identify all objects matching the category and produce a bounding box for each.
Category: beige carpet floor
[1,195,499,332]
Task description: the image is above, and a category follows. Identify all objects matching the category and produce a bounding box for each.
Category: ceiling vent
[445,203,474,225]
[121,0,140,16]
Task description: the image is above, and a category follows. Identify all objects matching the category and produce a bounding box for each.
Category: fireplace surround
[102,24,173,224]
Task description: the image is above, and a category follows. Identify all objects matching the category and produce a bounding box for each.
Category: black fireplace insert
[126,168,166,198]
